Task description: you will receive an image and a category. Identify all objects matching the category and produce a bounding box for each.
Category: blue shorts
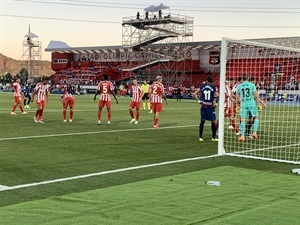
[201,105,216,121]
[24,92,30,98]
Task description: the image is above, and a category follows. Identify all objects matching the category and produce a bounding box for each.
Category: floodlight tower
[21,25,42,79]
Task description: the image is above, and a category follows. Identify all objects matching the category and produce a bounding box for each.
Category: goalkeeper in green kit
[236,74,260,141]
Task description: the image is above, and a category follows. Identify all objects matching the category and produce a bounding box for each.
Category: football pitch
[0,92,299,224]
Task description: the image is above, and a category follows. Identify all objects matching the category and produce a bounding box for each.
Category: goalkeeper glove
[258,104,262,111]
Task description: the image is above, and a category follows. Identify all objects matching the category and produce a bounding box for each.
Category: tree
[18,68,29,83]
[4,72,13,83]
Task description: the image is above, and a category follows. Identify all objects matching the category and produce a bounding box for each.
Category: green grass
[1,166,300,225]
[223,102,300,162]
[0,92,299,224]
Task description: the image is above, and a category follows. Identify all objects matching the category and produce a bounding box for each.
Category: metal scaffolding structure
[21,28,42,78]
[122,10,194,86]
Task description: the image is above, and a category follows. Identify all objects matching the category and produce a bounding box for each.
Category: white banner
[73,50,196,62]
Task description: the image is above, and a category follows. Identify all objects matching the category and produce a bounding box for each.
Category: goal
[218,37,300,164]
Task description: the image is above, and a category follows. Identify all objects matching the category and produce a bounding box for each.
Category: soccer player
[225,80,239,135]
[93,74,118,125]
[149,76,168,128]
[236,74,260,141]
[31,77,50,123]
[245,77,257,139]
[129,78,143,125]
[60,85,75,122]
[11,78,28,115]
[193,75,219,142]
[141,80,151,112]
[231,76,242,118]
[23,79,31,109]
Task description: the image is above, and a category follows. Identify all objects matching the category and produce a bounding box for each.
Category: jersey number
[152,85,158,94]
[241,88,250,98]
[102,85,108,94]
[203,90,211,101]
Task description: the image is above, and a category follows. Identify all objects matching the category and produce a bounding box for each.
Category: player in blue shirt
[236,74,260,141]
[193,76,219,141]
[23,80,32,109]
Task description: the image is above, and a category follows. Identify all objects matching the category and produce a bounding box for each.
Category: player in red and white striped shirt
[225,80,239,135]
[31,77,50,123]
[11,78,28,115]
[60,85,75,122]
[93,75,118,125]
[231,77,242,114]
[149,76,168,128]
[129,78,143,124]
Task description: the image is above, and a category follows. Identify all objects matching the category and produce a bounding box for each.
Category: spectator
[27,37,33,45]
[159,10,162,19]
[176,86,181,101]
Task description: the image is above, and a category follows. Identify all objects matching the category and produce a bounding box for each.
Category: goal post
[218,37,300,164]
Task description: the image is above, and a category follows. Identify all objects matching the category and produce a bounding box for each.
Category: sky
[0,0,300,62]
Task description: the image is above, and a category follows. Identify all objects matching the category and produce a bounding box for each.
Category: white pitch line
[0,185,9,190]
[0,154,219,192]
[0,107,199,113]
[0,125,198,141]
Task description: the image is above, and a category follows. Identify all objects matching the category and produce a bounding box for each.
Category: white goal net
[218,37,300,164]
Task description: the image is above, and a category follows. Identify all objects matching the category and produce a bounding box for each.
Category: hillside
[0,53,54,77]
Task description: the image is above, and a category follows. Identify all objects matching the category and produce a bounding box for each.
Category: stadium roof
[45,40,222,54]
[45,36,300,54]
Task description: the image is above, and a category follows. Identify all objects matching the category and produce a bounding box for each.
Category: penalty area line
[0,125,198,141]
[0,154,219,192]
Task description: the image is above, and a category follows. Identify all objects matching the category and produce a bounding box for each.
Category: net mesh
[220,37,300,164]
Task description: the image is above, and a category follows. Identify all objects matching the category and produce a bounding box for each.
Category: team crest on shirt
[209,51,220,65]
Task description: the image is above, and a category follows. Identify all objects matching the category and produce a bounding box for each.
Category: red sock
[98,111,101,120]
[108,111,112,121]
[63,109,67,120]
[230,119,235,127]
[35,109,40,117]
[230,119,239,133]
[19,105,24,113]
[129,110,134,118]
[12,105,17,112]
[70,109,73,119]
[136,111,139,121]
[39,109,44,120]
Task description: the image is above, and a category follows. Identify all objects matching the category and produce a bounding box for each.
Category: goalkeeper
[236,74,260,141]
[245,77,265,138]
